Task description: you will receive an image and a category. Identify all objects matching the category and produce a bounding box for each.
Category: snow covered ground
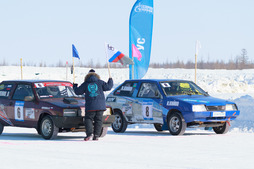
[0,66,254,169]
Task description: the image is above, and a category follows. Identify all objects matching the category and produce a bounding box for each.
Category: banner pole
[66,61,68,81]
[195,53,197,83]
[20,58,23,80]
[104,43,111,78]
[73,57,75,83]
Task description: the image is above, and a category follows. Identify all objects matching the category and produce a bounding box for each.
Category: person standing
[73,69,113,141]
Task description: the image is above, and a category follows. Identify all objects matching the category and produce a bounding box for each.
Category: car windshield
[34,82,78,99]
[160,81,207,96]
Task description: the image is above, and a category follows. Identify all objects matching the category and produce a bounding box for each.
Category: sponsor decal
[142,100,153,120]
[15,101,24,121]
[34,82,72,88]
[106,97,116,102]
[0,104,13,126]
[0,85,4,90]
[122,104,132,115]
[25,108,35,119]
[41,107,53,110]
[167,101,179,106]
[134,3,153,13]
[121,86,133,91]
[117,99,126,104]
[0,91,7,97]
[183,99,209,103]
[161,83,171,88]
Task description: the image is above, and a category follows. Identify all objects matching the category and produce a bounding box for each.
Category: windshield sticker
[142,101,153,120]
[161,83,171,88]
[0,91,7,97]
[34,83,45,88]
[34,82,72,88]
[183,99,209,103]
[121,86,133,91]
[15,101,24,122]
[0,104,13,126]
[25,108,35,119]
[0,85,4,90]
[167,101,179,106]
[133,83,137,87]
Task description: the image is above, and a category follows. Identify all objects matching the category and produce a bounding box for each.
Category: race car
[106,79,240,135]
[0,80,115,139]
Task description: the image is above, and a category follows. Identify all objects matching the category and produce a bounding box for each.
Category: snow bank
[1,66,253,131]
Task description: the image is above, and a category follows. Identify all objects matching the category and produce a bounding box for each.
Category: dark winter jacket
[73,72,113,111]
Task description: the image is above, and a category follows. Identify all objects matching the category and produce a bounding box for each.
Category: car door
[9,84,37,127]
[0,83,15,126]
[135,82,164,124]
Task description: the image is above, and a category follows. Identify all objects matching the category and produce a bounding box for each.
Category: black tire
[111,110,128,133]
[99,127,108,137]
[40,115,59,140]
[154,123,163,131]
[167,112,186,135]
[213,122,230,134]
[0,122,4,135]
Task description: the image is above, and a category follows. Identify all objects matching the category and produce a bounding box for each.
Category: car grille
[206,105,225,111]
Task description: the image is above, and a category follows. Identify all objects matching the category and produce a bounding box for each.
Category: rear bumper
[52,115,115,128]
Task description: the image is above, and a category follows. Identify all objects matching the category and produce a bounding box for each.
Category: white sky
[0,0,253,65]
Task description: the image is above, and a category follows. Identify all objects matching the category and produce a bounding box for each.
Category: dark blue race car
[106,79,240,135]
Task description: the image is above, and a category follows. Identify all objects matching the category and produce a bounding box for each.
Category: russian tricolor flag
[106,43,133,66]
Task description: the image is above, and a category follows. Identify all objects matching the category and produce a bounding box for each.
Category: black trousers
[85,110,103,137]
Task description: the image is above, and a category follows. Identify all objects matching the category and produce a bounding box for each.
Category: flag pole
[104,43,111,78]
[20,58,23,80]
[73,57,75,83]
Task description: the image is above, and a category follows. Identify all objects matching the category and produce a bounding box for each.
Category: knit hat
[89,69,95,73]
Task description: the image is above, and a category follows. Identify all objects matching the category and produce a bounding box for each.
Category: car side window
[12,84,34,101]
[114,82,137,97]
[138,83,160,98]
[0,84,13,98]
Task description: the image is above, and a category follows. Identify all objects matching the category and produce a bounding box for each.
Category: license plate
[212,111,226,117]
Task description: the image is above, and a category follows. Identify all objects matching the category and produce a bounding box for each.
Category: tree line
[1,49,252,70]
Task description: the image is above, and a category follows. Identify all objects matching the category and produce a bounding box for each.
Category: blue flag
[129,0,154,79]
[72,44,80,59]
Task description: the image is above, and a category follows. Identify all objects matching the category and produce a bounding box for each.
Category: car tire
[99,127,108,137]
[154,123,163,131]
[213,122,230,134]
[40,115,59,140]
[0,122,4,135]
[167,112,186,135]
[112,110,128,133]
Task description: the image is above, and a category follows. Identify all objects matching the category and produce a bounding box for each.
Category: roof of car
[124,79,192,82]
[1,80,71,84]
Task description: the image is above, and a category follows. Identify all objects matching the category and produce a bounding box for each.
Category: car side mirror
[24,96,34,101]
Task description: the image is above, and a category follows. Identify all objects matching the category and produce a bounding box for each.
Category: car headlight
[225,104,237,111]
[63,109,77,117]
[103,108,112,116]
[192,105,207,112]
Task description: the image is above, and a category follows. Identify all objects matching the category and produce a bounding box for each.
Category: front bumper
[52,115,115,128]
[184,110,240,123]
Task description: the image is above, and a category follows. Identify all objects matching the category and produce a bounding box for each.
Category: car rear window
[0,84,13,98]
[114,82,137,97]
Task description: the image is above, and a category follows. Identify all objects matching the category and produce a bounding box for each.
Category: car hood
[167,95,234,106]
[41,98,85,108]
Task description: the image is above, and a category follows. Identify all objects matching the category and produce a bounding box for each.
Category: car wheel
[112,111,128,133]
[213,122,230,134]
[99,127,108,137]
[167,112,186,135]
[0,122,4,135]
[154,123,163,131]
[40,115,59,140]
